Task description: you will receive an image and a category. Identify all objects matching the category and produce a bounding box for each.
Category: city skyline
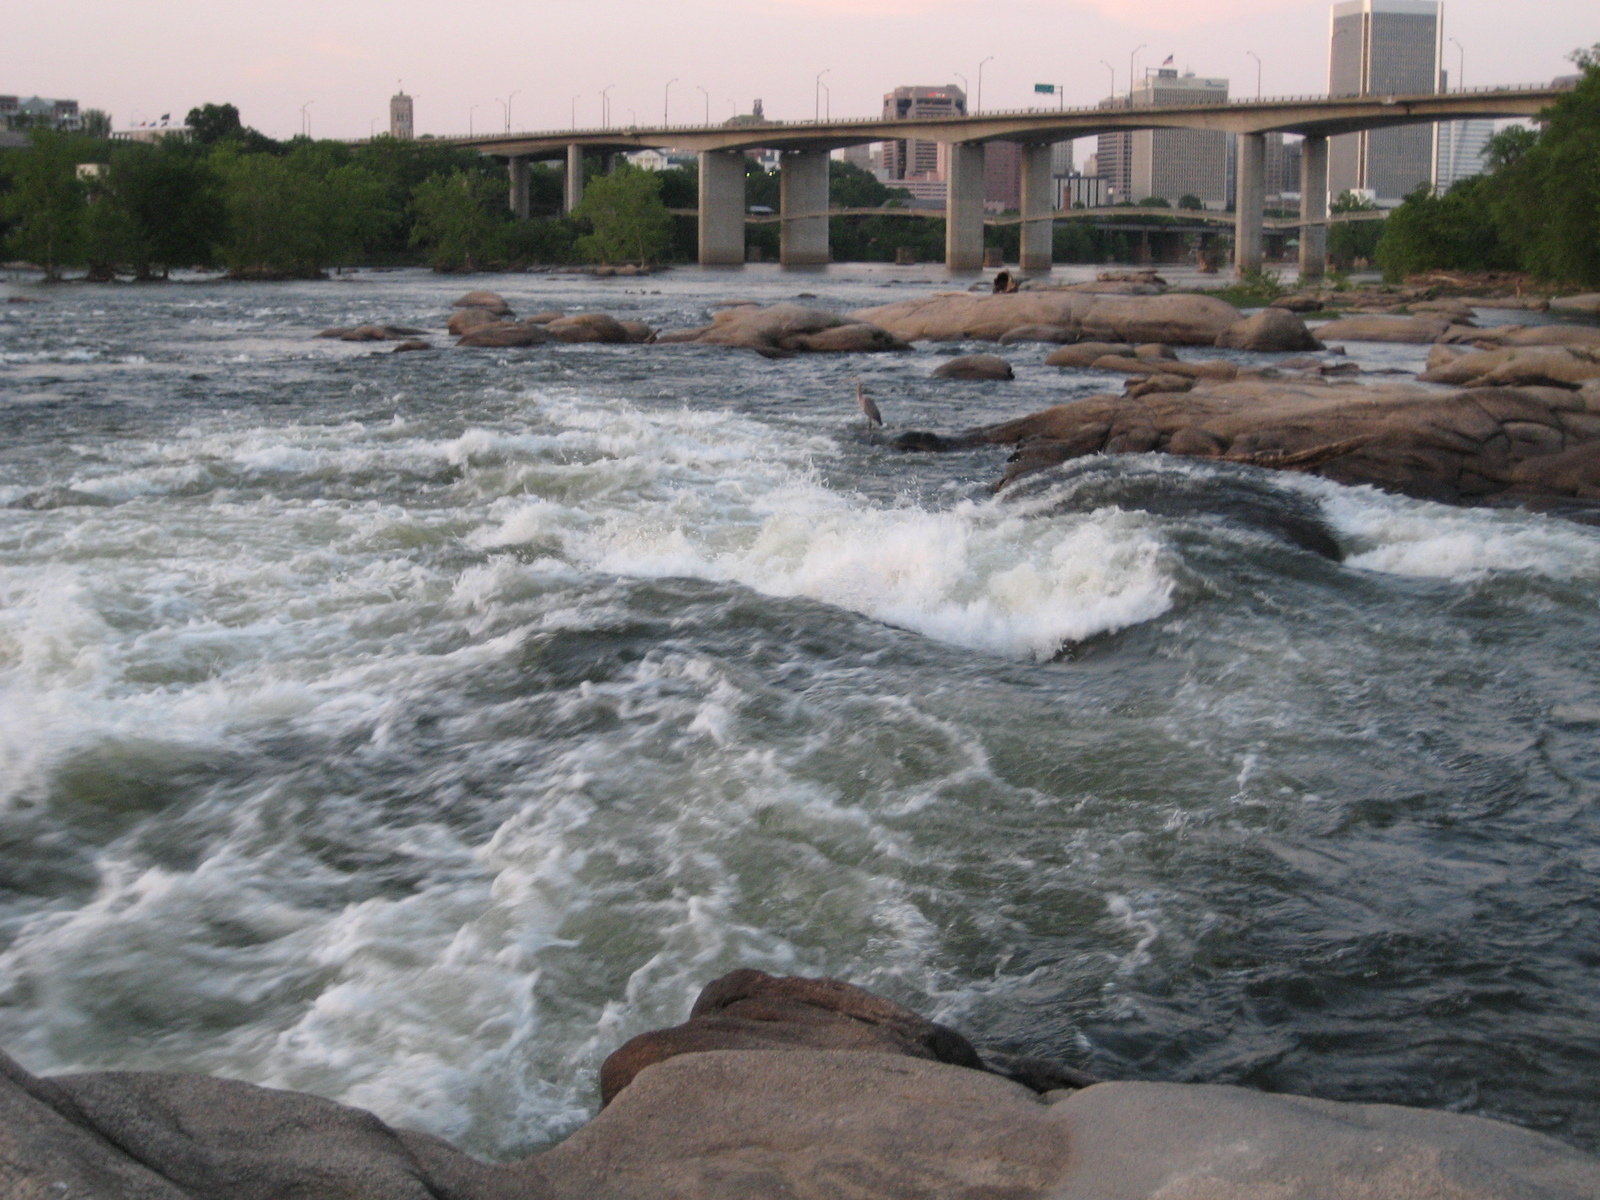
[2,0,1590,142]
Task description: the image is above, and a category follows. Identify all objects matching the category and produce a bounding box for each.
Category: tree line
[1374,47,1600,286]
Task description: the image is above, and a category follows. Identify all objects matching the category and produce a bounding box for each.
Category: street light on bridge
[600,84,615,129]
[1099,60,1114,101]
[977,56,993,113]
[697,85,709,124]
[815,68,831,122]
[571,94,581,129]
[468,103,478,136]
[1448,37,1464,88]
[1129,45,1147,101]
[1246,50,1262,99]
[664,78,678,125]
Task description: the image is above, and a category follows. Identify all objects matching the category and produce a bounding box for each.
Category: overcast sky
[5,0,1593,140]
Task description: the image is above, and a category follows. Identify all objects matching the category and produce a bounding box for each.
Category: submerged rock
[1551,293,1600,316]
[547,312,633,344]
[656,303,908,354]
[932,353,1014,380]
[8,486,112,510]
[318,324,427,342]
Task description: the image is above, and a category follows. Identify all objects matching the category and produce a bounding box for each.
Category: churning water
[2,267,1599,1160]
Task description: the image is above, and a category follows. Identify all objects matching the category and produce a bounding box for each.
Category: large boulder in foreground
[899,379,1600,505]
[7,967,1600,1200]
[850,291,1243,346]
[656,303,908,355]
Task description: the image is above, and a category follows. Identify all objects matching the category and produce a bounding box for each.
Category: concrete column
[508,156,530,220]
[779,150,830,266]
[1018,143,1054,272]
[1298,134,1329,281]
[1233,132,1266,275]
[944,141,986,271]
[564,145,584,214]
[698,149,746,266]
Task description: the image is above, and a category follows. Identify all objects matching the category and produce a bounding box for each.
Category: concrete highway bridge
[446,85,1565,278]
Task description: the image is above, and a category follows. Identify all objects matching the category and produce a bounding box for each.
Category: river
[2,265,1598,1160]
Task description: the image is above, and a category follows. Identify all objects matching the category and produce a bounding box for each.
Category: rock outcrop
[933,353,1015,380]
[1422,344,1600,389]
[1311,314,1456,343]
[452,290,512,315]
[1445,323,1600,350]
[6,969,1600,1200]
[456,323,551,348]
[656,303,909,355]
[1215,306,1322,352]
[850,291,1244,346]
[1551,293,1600,316]
[897,379,1600,506]
[448,307,504,336]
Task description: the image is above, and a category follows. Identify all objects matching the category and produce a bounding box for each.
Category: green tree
[571,164,673,264]
[0,130,86,278]
[1177,194,1203,211]
[829,160,911,208]
[409,169,502,270]
[216,143,388,277]
[185,103,280,154]
[80,110,113,139]
[104,140,225,277]
[1485,46,1600,284]
[1327,190,1384,270]
[1376,177,1513,281]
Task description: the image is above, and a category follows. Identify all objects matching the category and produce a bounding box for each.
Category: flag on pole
[1161,55,1174,66]
[1034,83,1056,94]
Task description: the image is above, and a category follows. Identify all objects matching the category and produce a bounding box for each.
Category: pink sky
[4,0,1592,140]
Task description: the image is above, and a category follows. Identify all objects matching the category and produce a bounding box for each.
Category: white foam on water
[1308,479,1600,581]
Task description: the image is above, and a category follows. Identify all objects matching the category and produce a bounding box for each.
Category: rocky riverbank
[9,970,1600,1200]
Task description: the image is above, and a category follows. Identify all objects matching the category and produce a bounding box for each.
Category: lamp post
[300,100,314,138]
[1246,50,1262,100]
[506,89,520,131]
[977,55,993,113]
[1099,60,1115,101]
[697,85,709,124]
[819,80,830,120]
[468,103,478,136]
[600,84,614,128]
[953,72,968,111]
[815,68,831,121]
[496,97,509,131]
[664,78,677,124]
[1447,36,1464,89]
[571,94,581,129]
[1129,45,1146,101]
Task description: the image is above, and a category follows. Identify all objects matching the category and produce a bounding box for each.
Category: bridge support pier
[699,149,746,265]
[944,142,986,271]
[509,156,530,220]
[1234,132,1266,276]
[779,150,830,266]
[1019,143,1054,272]
[564,145,584,214]
[1298,135,1329,281]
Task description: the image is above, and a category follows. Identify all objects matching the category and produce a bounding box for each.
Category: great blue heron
[856,378,882,429]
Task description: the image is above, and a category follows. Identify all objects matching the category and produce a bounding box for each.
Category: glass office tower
[1327,0,1442,203]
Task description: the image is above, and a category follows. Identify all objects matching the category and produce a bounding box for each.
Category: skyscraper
[1435,119,1494,189]
[1327,0,1441,203]
[1129,69,1230,207]
[881,85,966,184]
[389,90,414,140]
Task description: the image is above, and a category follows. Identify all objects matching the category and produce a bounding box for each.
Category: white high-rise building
[1327,0,1442,203]
[1435,119,1494,189]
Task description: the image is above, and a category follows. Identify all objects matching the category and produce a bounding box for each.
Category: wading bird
[856,378,882,429]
